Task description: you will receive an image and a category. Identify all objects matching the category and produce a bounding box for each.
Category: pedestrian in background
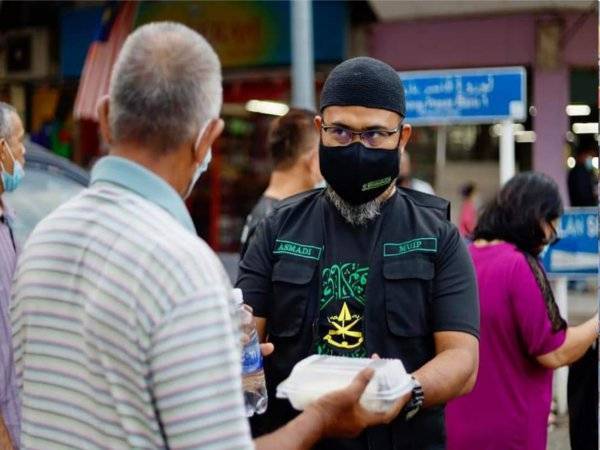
[10,23,406,450]
[397,150,435,195]
[458,181,478,240]
[567,134,597,207]
[446,172,598,450]
[0,101,25,450]
[240,108,322,258]
[566,134,598,450]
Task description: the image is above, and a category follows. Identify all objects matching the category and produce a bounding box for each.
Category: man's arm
[0,415,13,450]
[255,368,410,450]
[412,331,479,407]
[419,222,480,406]
[256,317,267,342]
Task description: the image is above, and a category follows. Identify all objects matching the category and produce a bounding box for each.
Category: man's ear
[399,124,412,151]
[193,118,224,164]
[97,96,113,145]
[314,115,322,133]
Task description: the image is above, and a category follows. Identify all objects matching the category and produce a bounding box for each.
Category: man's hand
[255,364,410,450]
[260,342,274,357]
[0,415,13,450]
[308,367,410,439]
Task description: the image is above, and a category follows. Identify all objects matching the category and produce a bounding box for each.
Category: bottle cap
[232,288,244,305]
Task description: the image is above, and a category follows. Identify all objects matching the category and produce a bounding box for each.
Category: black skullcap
[320,57,405,116]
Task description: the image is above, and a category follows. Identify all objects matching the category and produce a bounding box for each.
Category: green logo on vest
[384,238,438,257]
[361,177,392,192]
[274,240,323,260]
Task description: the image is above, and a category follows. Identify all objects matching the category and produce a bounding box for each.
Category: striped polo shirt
[0,201,20,448]
[11,156,253,449]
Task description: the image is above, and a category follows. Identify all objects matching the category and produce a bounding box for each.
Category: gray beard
[324,186,383,226]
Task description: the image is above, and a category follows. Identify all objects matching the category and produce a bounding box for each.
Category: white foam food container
[276,355,414,413]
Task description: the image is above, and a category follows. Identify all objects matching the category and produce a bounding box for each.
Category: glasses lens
[326,126,352,145]
[361,130,386,147]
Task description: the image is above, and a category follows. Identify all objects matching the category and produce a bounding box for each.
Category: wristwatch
[403,376,424,420]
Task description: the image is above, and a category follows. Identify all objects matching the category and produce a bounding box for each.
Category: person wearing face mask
[240,108,322,258]
[0,102,25,450]
[458,182,478,240]
[565,135,598,450]
[237,57,480,450]
[445,172,598,450]
[567,134,598,207]
[10,24,411,450]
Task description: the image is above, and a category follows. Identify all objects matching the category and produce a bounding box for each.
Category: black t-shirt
[237,188,479,450]
[240,195,280,258]
[567,164,597,207]
[315,201,387,358]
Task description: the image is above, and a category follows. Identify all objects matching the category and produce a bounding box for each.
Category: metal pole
[291,0,315,110]
[552,277,569,415]
[436,126,447,169]
[499,119,516,184]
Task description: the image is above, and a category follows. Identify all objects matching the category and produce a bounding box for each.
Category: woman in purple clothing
[446,172,597,450]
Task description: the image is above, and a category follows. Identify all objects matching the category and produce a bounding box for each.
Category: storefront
[129,1,348,250]
[369,8,598,213]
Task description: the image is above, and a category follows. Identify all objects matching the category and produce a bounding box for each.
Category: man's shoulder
[274,188,323,212]
[397,187,450,220]
[249,189,324,241]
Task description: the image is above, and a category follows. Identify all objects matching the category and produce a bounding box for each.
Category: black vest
[252,188,451,450]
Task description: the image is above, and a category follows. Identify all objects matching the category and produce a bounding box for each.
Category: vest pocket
[383,257,434,337]
[269,258,316,337]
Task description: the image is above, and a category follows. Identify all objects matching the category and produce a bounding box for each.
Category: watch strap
[404,376,424,420]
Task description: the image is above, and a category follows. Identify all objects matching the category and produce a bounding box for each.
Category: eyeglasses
[321,123,402,148]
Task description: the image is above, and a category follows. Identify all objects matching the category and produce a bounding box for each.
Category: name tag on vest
[384,238,437,257]
[274,239,323,261]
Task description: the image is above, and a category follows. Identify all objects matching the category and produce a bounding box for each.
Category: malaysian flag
[73,1,138,121]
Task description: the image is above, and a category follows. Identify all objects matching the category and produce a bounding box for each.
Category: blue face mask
[1,142,24,192]
[184,148,212,199]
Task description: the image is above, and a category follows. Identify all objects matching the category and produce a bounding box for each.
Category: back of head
[574,134,598,158]
[268,108,317,170]
[473,172,563,255]
[109,22,222,154]
[0,102,17,140]
[461,182,476,199]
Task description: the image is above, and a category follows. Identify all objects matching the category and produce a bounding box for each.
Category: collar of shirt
[0,195,15,225]
[91,156,196,234]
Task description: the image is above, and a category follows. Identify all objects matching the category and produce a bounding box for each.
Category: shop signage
[541,208,598,278]
[398,67,527,125]
[135,1,346,69]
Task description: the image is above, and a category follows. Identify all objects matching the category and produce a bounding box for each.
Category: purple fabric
[446,242,566,450]
[0,204,20,448]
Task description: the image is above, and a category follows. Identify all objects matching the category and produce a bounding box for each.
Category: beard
[325,185,391,226]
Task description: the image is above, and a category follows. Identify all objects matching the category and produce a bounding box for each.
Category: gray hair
[109,22,222,154]
[0,102,17,140]
[325,186,383,226]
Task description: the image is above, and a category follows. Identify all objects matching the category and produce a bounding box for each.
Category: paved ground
[547,283,596,450]
[548,413,570,450]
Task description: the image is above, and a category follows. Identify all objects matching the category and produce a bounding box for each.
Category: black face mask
[319,141,399,205]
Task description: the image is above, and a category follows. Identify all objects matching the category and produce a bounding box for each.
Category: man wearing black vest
[237,57,480,450]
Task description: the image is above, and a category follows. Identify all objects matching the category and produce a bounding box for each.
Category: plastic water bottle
[233,288,268,416]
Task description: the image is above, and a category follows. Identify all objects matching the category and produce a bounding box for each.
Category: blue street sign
[398,67,527,125]
[541,208,598,278]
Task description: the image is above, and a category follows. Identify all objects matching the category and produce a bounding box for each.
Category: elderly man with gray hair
[11,22,402,450]
[0,101,25,450]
